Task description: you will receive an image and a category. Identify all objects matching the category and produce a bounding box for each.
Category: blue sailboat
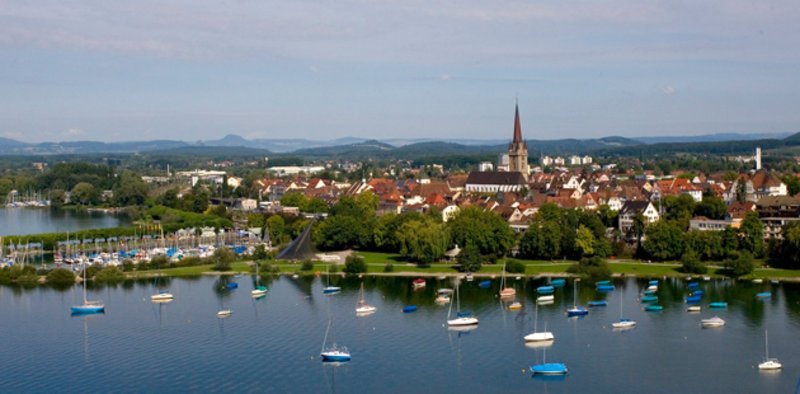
[756,292,772,299]
[588,301,608,307]
[709,302,727,309]
[566,280,588,317]
[530,345,568,376]
[320,319,351,362]
[550,278,566,287]
[71,264,104,315]
[537,285,555,294]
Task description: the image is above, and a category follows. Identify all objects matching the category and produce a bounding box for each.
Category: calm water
[0,208,130,236]
[1,276,799,393]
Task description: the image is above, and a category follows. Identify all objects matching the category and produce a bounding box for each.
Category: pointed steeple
[513,102,523,143]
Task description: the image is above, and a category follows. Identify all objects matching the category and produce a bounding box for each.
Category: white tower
[755,147,762,171]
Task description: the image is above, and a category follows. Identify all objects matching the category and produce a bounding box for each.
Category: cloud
[661,85,676,96]
[439,73,451,81]
[65,127,84,137]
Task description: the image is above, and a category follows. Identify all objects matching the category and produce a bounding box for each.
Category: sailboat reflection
[72,313,104,363]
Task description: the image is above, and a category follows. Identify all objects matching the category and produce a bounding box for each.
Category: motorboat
[150,291,174,301]
[217,309,232,318]
[412,278,427,289]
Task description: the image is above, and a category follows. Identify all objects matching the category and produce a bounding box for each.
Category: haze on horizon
[1,1,798,143]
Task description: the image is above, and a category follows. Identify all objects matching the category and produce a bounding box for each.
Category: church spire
[513,102,523,143]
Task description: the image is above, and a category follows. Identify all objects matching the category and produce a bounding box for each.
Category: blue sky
[1,1,798,142]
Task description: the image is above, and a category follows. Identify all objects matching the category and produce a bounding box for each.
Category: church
[465,104,530,193]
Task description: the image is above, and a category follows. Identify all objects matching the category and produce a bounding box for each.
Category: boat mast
[765,330,769,360]
[321,319,332,354]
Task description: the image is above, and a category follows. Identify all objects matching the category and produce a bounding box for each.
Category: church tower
[507,103,530,180]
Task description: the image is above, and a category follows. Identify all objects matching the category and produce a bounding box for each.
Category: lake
[0,208,130,236]
[0,276,798,393]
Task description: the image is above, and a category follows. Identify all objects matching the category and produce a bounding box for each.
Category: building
[465,171,527,193]
[478,162,494,172]
[507,104,530,179]
[689,217,734,231]
[756,195,800,239]
[618,200,660,236]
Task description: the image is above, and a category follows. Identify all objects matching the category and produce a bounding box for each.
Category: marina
[0,276,797,392]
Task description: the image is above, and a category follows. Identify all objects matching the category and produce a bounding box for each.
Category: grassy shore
[119,252,800,281]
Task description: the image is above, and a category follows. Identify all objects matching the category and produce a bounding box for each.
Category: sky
[1,0,799,143]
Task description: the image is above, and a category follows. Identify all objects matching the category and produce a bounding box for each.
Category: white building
[478,162,494,172]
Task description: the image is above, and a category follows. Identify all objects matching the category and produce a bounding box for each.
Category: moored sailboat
[355,283,377,315]
[611,288,636,329]
[71,264,105,315]
[447,278,478,326]
[758,330,781,371]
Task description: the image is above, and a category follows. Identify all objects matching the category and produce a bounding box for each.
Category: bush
[95,266,126,282]
[212,248,236,271]
[252,244,269,260]
[177,256,203,268]
[343,255,367,274]
[149,255,169,270]
[567,256,612,279]
[383,263,394,272]
[17,274,40,286]
[46,268,76,285]
[504,260,525,274]
[259,261,279,275]
[121,259,135,272]
[724,251,755,277]
[680,250,707,274]
[300,260,314,271]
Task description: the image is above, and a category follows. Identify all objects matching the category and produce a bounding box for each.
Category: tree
[396,218,449,264]
[738,212,765,257]
[680,249,707,274]
[643,221,685,260]
[566,256,612,279]
[457,241,482,272]
[266,215,287,245]
[735,181,747,203]
[113,170,150,206]
[71,182,99,205]
[724,251,755,277]
[211,248,235,271]
[519,220,562,260]
[247,213,266,228]
[343,254,368,274]
[684,230,724,261]
[46,268,76,285]
[252,244,269,260]
[280,192,307,209]
[597,204,618,228]
[694,196,727,220]
[782,175,800,196]
[49,189,66,209]
[157,188,179,208]
[574,225,596,257]
[447,206,515,260]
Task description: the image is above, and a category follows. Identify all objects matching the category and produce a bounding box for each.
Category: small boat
[508,302,523,310]
[226,282,238,290]
[687,306,701,312]
[403,305,418,313]
[701,316,725,328]
[531,362,568,375]
[537,286,555,295]
[151,291,174,301]
[641,295,658,303]
[691,290,704,296]
[566,280,588,317]
[758,330,781,371]
[770,279,779,285]
[499,262,516,297]
[756,292,772,299]
[412,278,427,289]
[709,302,728,309]
[217,309,232,318]
[251,286,268,298]
[644,305,663,312]
[646,285,658,292]
[685,295,702,304]
[687,282,699,290]
[595,280,611,286]
[648,280,659,285]
[478,280,491,289]
[550,278,566,287]
[355,283,377,315]
[323,286,341,294]
[320,319,351,362]
[435,288,453,304]
[596,284,615,292]
[465,273,474,282]
[643,290,656,296]
[71,264,105,315]
[588,301,608,307]
[292,274,299,279]
[437,275,446,280]
[612,288,636,329]
[525,304,554,342]
[447,281,478,326]
[537,295,555,303]
[752,278,763,284]
[703,276,711,281]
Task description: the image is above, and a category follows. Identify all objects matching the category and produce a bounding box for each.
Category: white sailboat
[758,330,782,371]
[611,288,636,329]
[447,278,478,326]
[355,282,377,315]
[150,261,174,302]
[322,264,341,294]
[71,264,105,314]
[525,302,554,342]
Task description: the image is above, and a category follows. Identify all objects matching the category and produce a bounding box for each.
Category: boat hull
[320,352,351,362]
[447,316,479,326]
[612,320,636,329]
[531,363,568,375]
[566,308,588,317]
[524,332,554,342]
[70,305,105,314]
[322,287,341,294]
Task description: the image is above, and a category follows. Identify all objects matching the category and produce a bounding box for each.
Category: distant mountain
[293,140,395,156]
[634,132,794,144]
